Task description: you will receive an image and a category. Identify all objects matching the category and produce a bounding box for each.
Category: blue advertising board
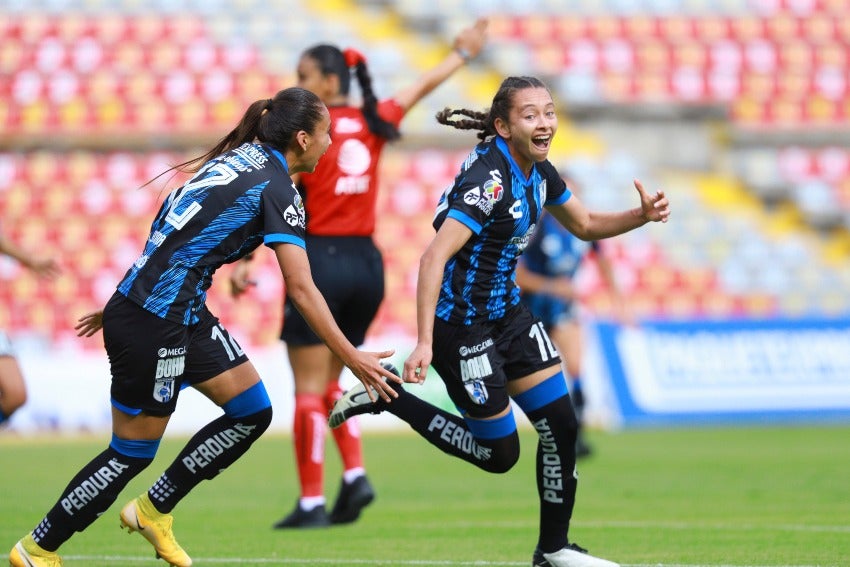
[595,318,850,426]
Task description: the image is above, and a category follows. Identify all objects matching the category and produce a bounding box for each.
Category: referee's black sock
[148,406,272,513]
[32,445,154,551]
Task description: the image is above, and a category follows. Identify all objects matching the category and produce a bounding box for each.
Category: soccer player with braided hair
[9,87,402,567]
[231,18,489,529]
[330,76,670,567]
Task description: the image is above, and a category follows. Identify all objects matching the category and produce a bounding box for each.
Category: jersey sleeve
[444,165,505,235]
[378,99,405,128]
[261,179,306,249]
[540,161,571,206]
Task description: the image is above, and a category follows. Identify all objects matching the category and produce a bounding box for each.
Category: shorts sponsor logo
[154,346,185,403]
[460,352,492,405]
[459,338,493,356]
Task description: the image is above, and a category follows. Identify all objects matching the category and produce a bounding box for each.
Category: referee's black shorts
[103,292,249,416]
[281,235,384,347]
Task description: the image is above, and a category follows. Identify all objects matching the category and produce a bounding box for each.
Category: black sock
[383,385,519,473]
[148,406,272,513]
[33,447,153,551]
[525,394,579,553]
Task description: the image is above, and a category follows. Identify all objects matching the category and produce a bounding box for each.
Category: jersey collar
[266,146,289,174]
[495,136,533,185]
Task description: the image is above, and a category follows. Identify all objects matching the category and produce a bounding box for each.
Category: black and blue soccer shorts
[103,292,249,416]
[430,305,562,419]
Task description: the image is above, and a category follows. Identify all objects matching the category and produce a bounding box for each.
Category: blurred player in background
[232,18,488,529]
[9,87,402,567]
[330,76,669,567]
[515,173,629,458]
[0,227,61,427]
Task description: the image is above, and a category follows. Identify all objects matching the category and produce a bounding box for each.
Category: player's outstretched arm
[393,18,488,112]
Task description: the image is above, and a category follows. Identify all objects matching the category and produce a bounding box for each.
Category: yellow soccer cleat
[120,493,192,567]
[9,533,63,567]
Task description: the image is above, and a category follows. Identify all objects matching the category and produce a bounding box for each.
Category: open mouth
[532,135,551,150]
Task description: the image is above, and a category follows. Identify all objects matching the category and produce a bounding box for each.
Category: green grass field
[2,425,848,566]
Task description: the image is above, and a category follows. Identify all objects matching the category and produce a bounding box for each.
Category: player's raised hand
[634,179,670,224]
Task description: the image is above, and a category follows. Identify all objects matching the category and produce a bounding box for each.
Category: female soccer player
[9,87,401,567]
[232,19,489,529]
[330,76,669,567]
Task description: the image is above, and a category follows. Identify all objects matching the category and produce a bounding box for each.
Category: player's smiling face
[496,87,558,175]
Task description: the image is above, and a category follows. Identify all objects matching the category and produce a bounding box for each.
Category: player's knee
[481,438,520,474]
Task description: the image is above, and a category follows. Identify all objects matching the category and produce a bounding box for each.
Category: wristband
[455,47,471,63]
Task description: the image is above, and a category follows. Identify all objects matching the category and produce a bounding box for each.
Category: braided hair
[436,76,549,141]
[302,44,401,141]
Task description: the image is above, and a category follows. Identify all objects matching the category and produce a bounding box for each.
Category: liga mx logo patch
[154,378,174,403]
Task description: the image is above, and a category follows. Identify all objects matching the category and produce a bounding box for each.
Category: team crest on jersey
[153,377,175,403]
[538,179,548,203]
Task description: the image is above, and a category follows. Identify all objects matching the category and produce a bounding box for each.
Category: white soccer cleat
[328,363,398,429]
[532,543,620,567]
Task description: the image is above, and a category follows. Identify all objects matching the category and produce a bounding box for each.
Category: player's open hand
[75,310,104,337]
[634,179,670,224]
[348,349,403,403]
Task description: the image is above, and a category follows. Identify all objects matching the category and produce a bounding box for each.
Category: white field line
[63,559,836,567]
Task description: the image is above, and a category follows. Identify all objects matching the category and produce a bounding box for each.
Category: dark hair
[435,76,549,141]
[170,87,325,174]
[302,44,400,141]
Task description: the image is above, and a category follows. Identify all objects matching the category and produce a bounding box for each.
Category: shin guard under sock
[33,440,156,551]
[515,374,578,553]
[325,381,364,472]
[149,384,272,513]
[294,393,327,497]
[384,385,519,473]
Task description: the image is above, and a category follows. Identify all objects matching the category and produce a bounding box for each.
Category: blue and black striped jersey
[118,143,305,325]
[432,136,571,325]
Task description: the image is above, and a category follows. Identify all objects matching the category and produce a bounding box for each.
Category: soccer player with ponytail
[231,19,488,529]
[9,87,401,567]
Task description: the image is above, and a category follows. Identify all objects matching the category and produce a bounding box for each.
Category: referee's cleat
[329,475,376,524]
[9,534,62,567]
[120,493,192,567]
[328,363,399,429]
[272,502,331,529]
[532,543,619,567]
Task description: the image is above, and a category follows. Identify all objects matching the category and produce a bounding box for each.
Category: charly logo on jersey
[284,192,306,228]
[153,346,186,403]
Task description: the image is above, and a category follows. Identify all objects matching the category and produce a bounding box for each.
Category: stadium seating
[2,1,849,350]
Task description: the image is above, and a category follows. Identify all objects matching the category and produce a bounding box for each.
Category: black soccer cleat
[272,502,331,529]
[329,475,376,524]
